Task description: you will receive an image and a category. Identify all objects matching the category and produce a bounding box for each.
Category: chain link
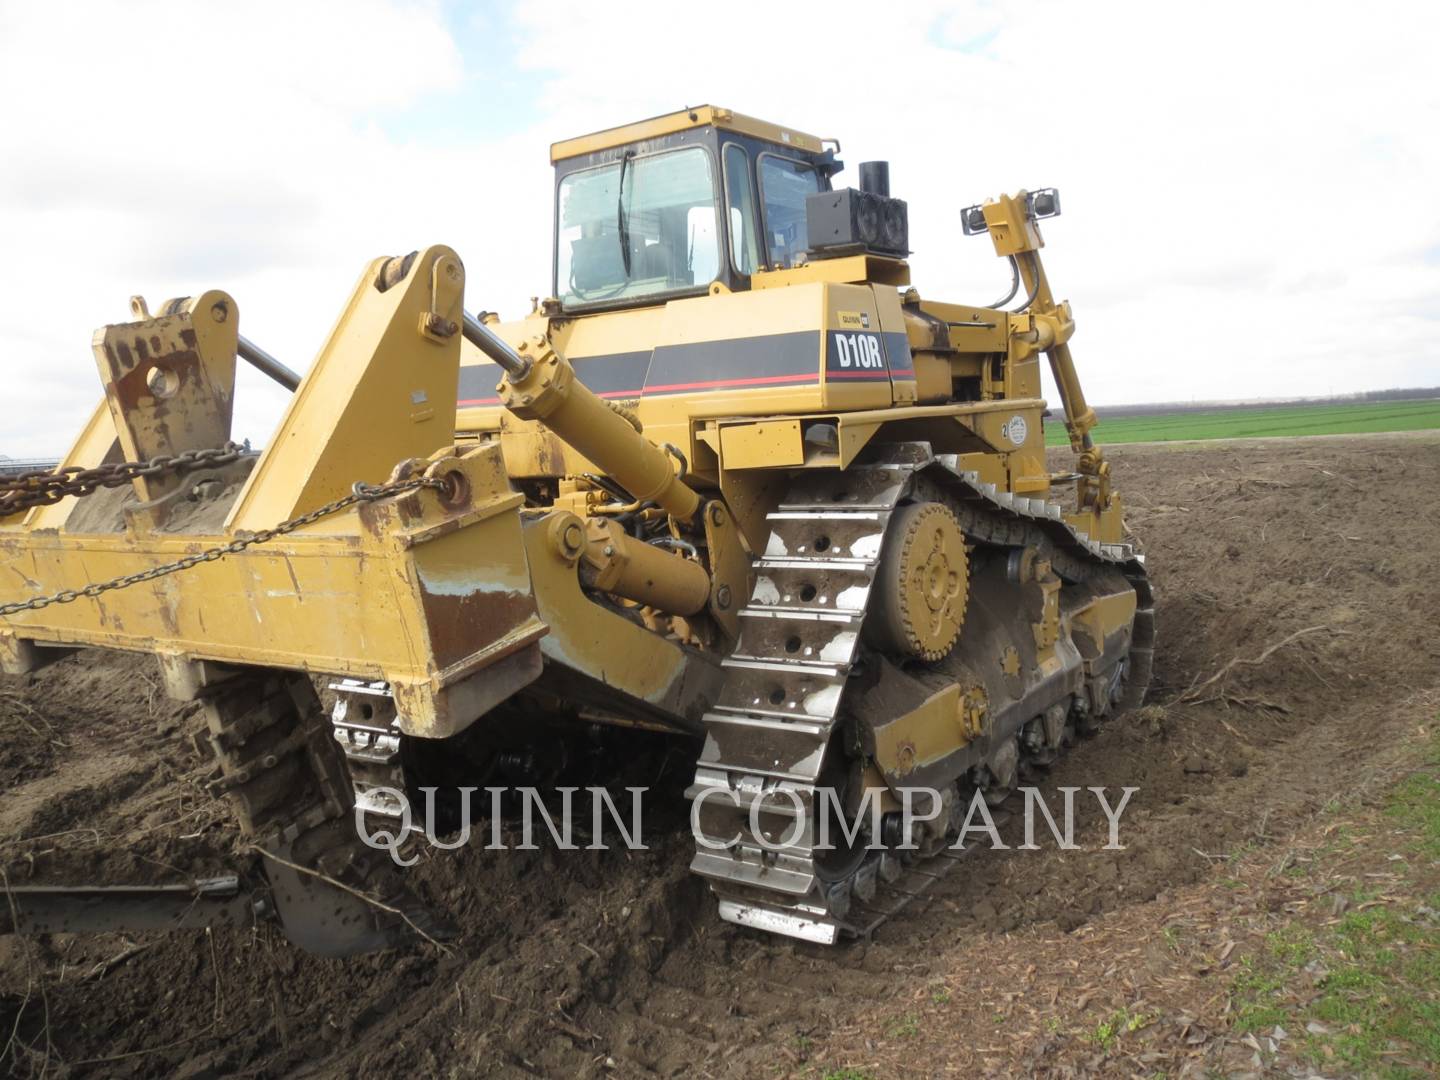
[0,442,254,516]
[0,474,447,617]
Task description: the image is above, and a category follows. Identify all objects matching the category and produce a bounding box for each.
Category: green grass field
[1043,399,1440,446]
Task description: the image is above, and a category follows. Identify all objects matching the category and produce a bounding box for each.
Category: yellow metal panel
[872,684,969,778]
[91,291,240,506]
[552,304,665,360]
[551,105,823,162]
[719,419,804,468]
[963,403,1045,456]
[461,282,922,477]
[524,514,721,731]
[456,307,663,429]
[821,283,892,412]
[636,285,829,454]
[650,283,820,345]
[981,192,1045,258]
[498,418,574,479]
[1,532,408,663]
[952,451,1007,488]
[751,255,910,290]
[837,419,881,468]
[912,352,951,402]
[1069,589,1137,658]
[874,284,915,406]
[227,246,465,530]
[1065,498,1125,545]
[915,300,1007,353]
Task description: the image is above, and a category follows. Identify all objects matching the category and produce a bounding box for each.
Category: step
[711,702,836,726]
[763,514,889,562]
[750,562,875,615]
[732,610,862,669]
[691,848,816,896]
[697,713,829,782]
[713,895,838,944]
[775,466,912,512]
[715,661,847,720]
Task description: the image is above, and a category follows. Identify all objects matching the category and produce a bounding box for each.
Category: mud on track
[2,432,1438,1078]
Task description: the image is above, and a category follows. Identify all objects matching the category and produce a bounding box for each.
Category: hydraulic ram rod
[462,311,530,377]
[242,312,506,393]
[237,335,302,392]
[464,310,698,519]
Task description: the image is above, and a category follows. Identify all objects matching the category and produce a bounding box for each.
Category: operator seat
[570,235,625,293]
[638,241,673,284]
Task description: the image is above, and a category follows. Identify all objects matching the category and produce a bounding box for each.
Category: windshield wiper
[616,150,634,278]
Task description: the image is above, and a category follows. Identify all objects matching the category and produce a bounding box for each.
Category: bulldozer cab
[551,105,838,311]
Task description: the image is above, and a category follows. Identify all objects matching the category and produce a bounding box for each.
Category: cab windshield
[556,146,720,309]
[758,154,822,269]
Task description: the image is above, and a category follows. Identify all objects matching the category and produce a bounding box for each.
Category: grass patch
[1088,1006,1154,1052]
[1306,903,1440,1074]
[1234,896,1440,1074]
[1045,399,1440,446]
[888,1013,920,1038]
[1388,773,1440,859]
[1231,954,1292,1034]
[1228,729,1440,1075]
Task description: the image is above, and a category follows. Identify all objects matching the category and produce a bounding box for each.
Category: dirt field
[3,433,1438,1078]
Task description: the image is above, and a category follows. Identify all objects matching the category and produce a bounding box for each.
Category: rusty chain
[0,473,447,617]
[0,442,253,516]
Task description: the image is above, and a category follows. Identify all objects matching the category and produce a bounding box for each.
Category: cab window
[723,144,760,276]
[758,153,821,270]
[556,146,720,309]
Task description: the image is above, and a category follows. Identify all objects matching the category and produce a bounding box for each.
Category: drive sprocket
[868,501,969,662]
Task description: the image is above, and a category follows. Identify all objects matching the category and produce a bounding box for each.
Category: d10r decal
[827,330,887,377]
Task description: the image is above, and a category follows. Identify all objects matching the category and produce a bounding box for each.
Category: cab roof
[549,105,825,163]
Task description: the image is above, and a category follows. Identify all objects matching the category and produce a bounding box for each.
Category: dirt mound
[3,433,1437,1077]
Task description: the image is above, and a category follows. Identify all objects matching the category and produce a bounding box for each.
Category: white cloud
[0,0,545,456]
[2,0,1437,457]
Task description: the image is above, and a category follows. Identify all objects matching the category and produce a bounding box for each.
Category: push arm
[971,191,1111,509]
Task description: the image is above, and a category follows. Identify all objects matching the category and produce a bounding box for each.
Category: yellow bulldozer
[0,106,1151,953]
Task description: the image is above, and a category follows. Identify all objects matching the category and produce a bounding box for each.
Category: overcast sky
[2,0,1437,457]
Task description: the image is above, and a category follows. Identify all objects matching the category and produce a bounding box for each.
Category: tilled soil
[2,433,1437,1078]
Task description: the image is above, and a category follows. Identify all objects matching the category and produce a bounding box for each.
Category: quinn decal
[1000,414,1029,445]
[827,331,886,374]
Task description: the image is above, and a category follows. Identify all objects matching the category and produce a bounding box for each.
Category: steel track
[687,446,1153,944]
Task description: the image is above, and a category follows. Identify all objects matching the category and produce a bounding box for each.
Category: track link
[330,678,412,828]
